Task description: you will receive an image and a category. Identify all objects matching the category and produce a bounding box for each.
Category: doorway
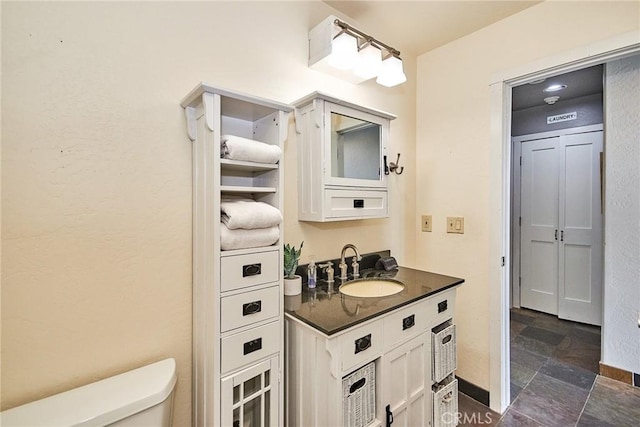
[510,66,604,327]
[488,36,640,414]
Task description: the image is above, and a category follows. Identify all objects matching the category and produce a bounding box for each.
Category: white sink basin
[339,279,404,298]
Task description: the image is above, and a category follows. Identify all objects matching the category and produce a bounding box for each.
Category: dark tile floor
[456,307,640,426]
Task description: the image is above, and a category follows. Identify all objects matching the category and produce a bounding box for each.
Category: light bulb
[353,44,382,80]
[328,32,358,70]
[376,56,406,87]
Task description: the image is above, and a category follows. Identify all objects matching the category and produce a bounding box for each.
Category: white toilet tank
[0,358,177,427]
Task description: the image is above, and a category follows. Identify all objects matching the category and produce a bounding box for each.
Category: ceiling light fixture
[543,84,567,92]
[308,15,406,87]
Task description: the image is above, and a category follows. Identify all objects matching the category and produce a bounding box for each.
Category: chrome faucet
[339,244,362,280]
[318,262,334,283]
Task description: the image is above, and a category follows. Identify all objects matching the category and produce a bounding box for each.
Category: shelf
[220,245,280,257]
[221,159,279,172]
[220,185,277,194]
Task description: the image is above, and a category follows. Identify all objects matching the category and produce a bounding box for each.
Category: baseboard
[456,376,490,406]
[599,361,639,387]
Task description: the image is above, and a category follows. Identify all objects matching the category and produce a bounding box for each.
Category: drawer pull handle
[438,300,448,313]
[402,314,415,330]
[442,334,452,345]
[353,199,364,208]
[242,263,262,277]
[243,338,262,355]
[242,301,262,316]
[349,378,367,394]
[386,404,394,427]
[354,334,371,354]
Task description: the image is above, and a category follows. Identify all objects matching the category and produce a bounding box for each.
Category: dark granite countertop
[284,266,464,336]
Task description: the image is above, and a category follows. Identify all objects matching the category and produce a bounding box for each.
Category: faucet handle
[351,256,360,279]
[318,262,334,283]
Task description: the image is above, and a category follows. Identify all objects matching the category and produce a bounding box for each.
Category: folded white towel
[221,134,282,164]
[220,223,280,251]
[221,198,282,230]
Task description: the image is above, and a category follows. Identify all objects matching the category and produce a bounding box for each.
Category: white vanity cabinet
[285,287,458,427]
[293,92,396,222]
[181,84,292,427]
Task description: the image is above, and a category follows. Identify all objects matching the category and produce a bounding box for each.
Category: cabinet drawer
[324,189,388,219]
[383,299,429,351]
[221,320,280,374]
[221,284,280,332]
[221,250,279,292]
[340,319,383,373]
[428,289,456,327]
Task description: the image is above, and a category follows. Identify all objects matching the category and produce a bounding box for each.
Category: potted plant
[283,241,303,295]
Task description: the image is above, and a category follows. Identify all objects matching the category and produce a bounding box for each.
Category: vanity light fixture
[353,42,383,80]
[309,15,406,87]
[328,31,359,70]
[377,55,407,87]
[543,84,567,92]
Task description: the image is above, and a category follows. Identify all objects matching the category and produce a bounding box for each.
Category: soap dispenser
[307,259,317,289]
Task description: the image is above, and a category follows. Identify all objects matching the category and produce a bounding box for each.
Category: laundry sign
[547,111,577,124]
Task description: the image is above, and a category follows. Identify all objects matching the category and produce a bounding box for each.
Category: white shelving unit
[181,83,292,427]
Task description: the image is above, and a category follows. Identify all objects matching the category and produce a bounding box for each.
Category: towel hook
[388,153,404,175]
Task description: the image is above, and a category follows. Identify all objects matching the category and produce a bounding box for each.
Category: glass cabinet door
[324,102,388,188]
[330,112,381,180]
[221,356,279,427]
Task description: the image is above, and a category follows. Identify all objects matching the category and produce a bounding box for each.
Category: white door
[519,130,603,325]
[520,136,560,315]
[380,333,430,427]
[558,132,603,325]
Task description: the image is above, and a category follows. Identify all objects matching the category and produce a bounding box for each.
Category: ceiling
[324,1,542,57]
[512,65,604,110]
[323,1,603,110]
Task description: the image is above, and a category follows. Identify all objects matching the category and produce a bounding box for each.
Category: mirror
[330,112,381,181]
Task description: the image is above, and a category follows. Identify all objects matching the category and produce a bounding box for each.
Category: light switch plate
[447,217,464,234]
[421,215,432,232]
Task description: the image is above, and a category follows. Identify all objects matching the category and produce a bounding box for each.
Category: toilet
[0,358,177,427]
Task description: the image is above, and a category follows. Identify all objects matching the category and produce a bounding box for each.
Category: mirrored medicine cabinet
[293,92,396,222]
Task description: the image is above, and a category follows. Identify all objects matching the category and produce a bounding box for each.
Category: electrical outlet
[421,215,432,232]
[447,217,464,234]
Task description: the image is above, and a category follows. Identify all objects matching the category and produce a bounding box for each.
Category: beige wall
[0,1,416,424]
[416,0,639,390]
